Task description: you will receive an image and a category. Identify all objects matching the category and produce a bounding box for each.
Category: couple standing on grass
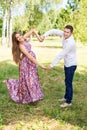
[4,25,77,108]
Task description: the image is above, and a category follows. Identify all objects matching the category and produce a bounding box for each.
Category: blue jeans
[64,66,77,104]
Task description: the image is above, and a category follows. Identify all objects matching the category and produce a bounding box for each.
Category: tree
[0,18,2,37]
[66,0,87,43]
[0,0,7,46]
[0,0,13,46]
[76,0,87,43]
[67,0,80,11]
[0,0,24,46]
[13,0,62,33]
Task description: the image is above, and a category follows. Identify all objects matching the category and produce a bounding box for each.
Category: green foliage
[13,15,29,32]
[0,18,2,37]
[0,115,3,125]
[75,0,87,43]
[54,8,72,29]
[13,1,44,32]
[1,0,87,43]
[67,0,80,11]
[37,9,59,34]
[28,5,43,29]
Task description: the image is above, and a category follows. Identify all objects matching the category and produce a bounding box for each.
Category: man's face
[64,28,72,39]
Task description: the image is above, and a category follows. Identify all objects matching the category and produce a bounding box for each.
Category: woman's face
[15,33,24,42]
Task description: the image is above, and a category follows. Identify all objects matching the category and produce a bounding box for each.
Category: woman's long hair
[12,32,21,64]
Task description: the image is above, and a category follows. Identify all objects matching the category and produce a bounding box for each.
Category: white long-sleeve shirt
[43,29,77,67]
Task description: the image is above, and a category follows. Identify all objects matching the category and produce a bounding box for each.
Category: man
[42,25,77,108]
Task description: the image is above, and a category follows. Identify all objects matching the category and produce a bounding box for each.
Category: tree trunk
[7,0,12,47]
[1,9,7,45]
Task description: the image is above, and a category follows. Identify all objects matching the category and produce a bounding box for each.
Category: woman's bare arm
[23,29,43,42]
[19,44,46,69]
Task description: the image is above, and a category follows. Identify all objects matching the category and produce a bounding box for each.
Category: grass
[0,37,87,130]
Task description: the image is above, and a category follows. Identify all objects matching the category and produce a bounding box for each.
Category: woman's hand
[39,64,52,70]
[45,66,52,70]
[39,64,47,69]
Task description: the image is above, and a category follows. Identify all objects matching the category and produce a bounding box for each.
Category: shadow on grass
[0,60,87,129]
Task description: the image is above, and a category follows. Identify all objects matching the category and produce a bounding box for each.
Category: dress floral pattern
[5,41,44,104]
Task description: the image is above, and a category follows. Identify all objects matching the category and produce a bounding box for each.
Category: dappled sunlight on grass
[0,61,86,130]
[1,117,83,130]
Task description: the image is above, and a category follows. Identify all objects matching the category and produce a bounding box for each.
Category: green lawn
[0,38,87,130]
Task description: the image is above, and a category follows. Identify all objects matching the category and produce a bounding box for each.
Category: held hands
[32,29,45,42]
[45,66,52,70]
[40,64,52,70]
[40,64,47,69]
[38,36,45,42]
[36,34,45,42]
[41,65,52,70]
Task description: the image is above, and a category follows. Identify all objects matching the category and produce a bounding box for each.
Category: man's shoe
[58,98,66,102]
[60,102,72,108]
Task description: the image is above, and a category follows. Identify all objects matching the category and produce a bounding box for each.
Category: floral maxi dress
[5,41,44,104]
